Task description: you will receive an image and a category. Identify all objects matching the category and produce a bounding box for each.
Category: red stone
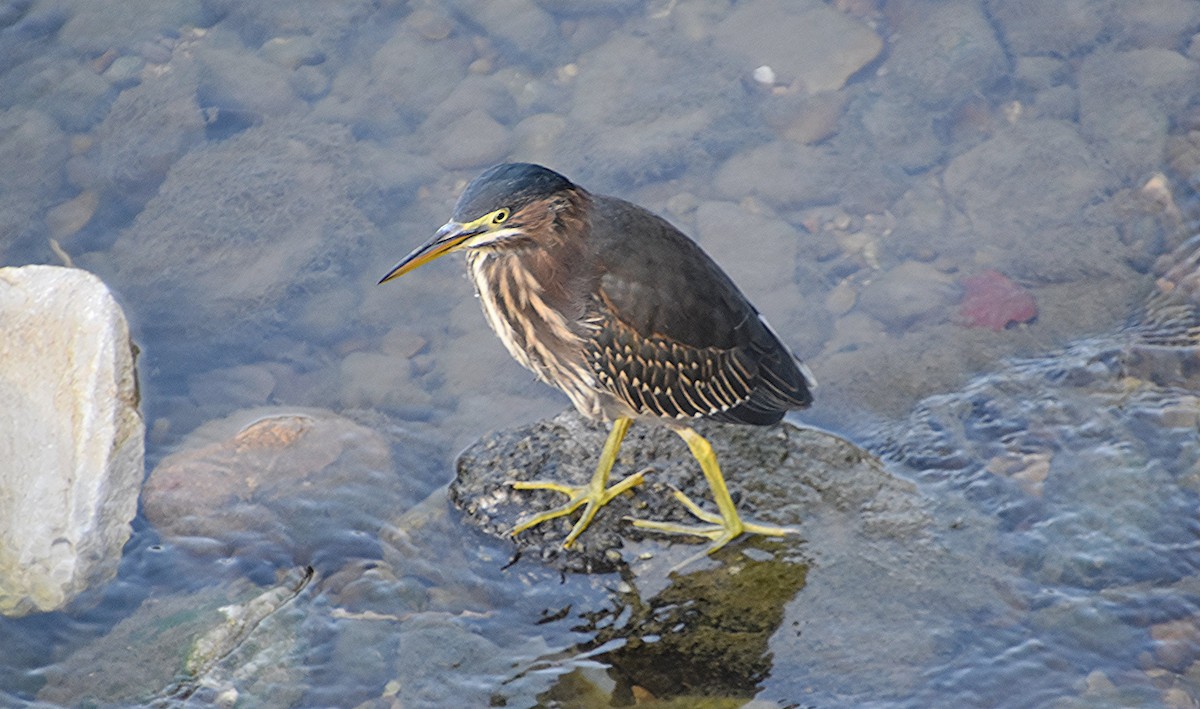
[958,270,1037,331]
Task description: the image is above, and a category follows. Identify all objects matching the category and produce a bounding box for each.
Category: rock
[0,108,67,260]
[957,269,1038,331]
[858,260,955,330]
[986,0,1103,57]
[407,7,455,41]
[0,0,32,30]
[140,408,416,569]
[1078,48,1199,182]
[451,409,932,572]
[57,0,212,54]
[861,93,944,172]
[44,190,98,240]
[15,60,112,132]
[338,350,430,409]
[422,74,519,136]
[1014,56,1071,91]
[289,64,330,100]
[692,200,800,296]
[432,109,512,170]
[101,55,145,88]
[260,35,325,70]
[715,140,846,208]
[364,26,471,132]
[531,0,641,14]
[712,0,882,93]
[939,119,1119,278]
[200,0,376,48]
[714,136,903,212]
[459,0,557,64]
[512,112,568,165]
[0,266,143,617]
[195,36,307,119]
[186,363,277,409]
[884,0,1007,106]
[762,90,849,146]
[77,69,205,212]
[37,567,311,706]
[561,33,761,187]
[102,119,376,355]
[451,409,1006,700]
[1114,0,1200,49]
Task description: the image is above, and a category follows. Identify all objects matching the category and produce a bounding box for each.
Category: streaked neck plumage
[464,187,607,418]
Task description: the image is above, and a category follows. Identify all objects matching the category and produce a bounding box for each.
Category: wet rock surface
[453,411,1006,703]
[453,410,925,573]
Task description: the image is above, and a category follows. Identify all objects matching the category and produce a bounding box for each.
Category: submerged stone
[141,407,411,571]
[37,567,311,706]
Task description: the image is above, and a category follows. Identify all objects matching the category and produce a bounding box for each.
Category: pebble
[187,364,278,409]
[825,279,858,316]
[986,0,1103,57]
[45,190,98,239]
[957,270,1038,331]
[433,109,512,170]
[408,7,455,41]
[858,260,954,329]
[102,55,144,87]
[260,35,325,69]
[713,0,882,94]
[290,65,331,100]
[512,113,567,165]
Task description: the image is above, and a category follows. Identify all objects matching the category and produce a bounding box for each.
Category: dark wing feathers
[586,195,813,424]
[589,310,757,420]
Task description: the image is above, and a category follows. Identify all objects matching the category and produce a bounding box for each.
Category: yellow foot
[509,468,649,548]
[628,486,798,556]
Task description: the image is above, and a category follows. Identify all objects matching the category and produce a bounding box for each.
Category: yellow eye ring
[493,209,509,224]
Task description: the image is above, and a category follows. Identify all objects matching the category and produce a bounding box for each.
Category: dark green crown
[452,163,575,222]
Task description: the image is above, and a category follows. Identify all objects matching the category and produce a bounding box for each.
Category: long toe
[508,469,648,547]
[628,486,800,551]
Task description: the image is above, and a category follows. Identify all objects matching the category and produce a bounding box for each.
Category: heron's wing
[587,196,813,423]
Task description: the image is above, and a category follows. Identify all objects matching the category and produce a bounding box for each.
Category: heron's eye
[492,209,509,224]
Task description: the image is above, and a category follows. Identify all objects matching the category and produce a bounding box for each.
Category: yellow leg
[630,425,798,556]
[510,416,646,548]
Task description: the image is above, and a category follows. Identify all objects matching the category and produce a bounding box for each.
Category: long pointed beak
[378,221,480,284]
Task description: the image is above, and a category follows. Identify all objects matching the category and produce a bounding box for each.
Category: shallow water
[3,0,1200,706]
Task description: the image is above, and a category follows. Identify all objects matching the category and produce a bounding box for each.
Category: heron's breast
[468,252,605,417]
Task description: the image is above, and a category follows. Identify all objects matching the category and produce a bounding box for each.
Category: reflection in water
[577,545,808,702]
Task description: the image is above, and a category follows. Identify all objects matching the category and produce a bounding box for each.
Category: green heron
[380,163,814,557]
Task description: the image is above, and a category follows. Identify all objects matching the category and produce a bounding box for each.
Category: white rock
[752,65,776,86]
[0,265,144,617]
